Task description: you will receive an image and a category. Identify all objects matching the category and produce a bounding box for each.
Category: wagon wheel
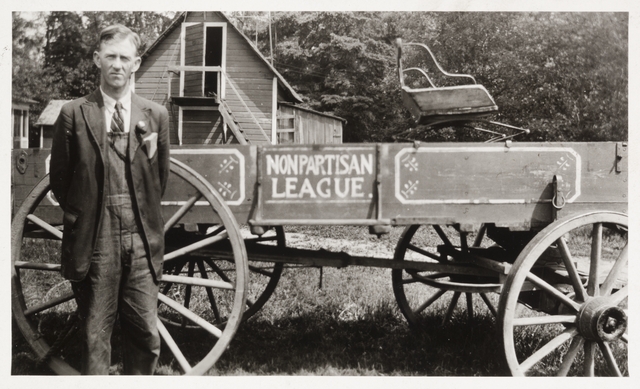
[392,224,501,327]
[242,227,285,319]
[11,158,248,375]
[161,226,284,327]
[498,211,627,376]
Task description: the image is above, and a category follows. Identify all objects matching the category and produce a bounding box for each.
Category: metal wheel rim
[11,158,248,375]
[498,211,628,376]
[392,224,499,327]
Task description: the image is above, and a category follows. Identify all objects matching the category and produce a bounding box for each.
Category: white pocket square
[142,132,158,159]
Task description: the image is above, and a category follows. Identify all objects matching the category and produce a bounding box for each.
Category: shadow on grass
[212,308,508,376]
[13,308,508,376]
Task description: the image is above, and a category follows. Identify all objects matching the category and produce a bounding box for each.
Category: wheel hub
[577,297,627,341]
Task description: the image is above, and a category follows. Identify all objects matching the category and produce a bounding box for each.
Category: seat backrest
[396,38,477,89]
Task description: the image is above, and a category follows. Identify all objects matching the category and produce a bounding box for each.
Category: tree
[12,12,60,121]
[263,12,411,142]
[14,12,627,142]
[237,11,627,143]
[12,11,173,121]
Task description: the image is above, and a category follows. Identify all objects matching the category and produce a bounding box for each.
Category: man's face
[93,37,141,94]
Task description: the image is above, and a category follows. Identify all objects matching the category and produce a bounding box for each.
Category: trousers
[72,132,160,375]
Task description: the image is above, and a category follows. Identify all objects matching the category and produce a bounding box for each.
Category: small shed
[34,100,72,149]
[135,11,344,145]
[277,103,345,144]
[12,97,37,149]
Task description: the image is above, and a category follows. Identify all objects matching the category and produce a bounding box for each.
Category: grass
[12,224,627,376]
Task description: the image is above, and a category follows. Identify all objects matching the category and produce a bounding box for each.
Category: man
[51,24,170,375]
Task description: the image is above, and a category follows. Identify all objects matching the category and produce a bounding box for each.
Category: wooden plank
[141,57,180,65]
[227,63,272,72]
[405,85,498,116]
[136,70,170,78]
[228,78,273,86]
[226,90,273,99]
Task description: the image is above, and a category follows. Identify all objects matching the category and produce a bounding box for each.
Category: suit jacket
[51,88,170,282]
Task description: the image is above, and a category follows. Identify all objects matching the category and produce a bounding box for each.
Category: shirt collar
[100,87,132,112]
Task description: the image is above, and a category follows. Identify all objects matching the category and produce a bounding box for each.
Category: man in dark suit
[51,24,170,375]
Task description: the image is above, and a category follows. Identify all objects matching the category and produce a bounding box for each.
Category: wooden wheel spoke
[157,293,222,338]
[465,292,473,321]
[161,274,235,290]
[433,225,453,247]
[14,261,61,271]
[460,232,469,252]
[471,224,487,247]
[163,193,203,233]
[164,232,228,262]
[556,237,587,301]
[606,285,627,306]
[599,341,623,376]
[196,260,222,323]
[526,271,581,311]
[587,223,603,297]
[414,289,447,314]
[206,225,226,237]
[156,319,192,373]
[557,336,584,376]
[184,261,196,302]
[442,291,461,325]
[182,261,197,326]
[26,214,63,240]
[162,261,187,295]
[479,293,497,317]
[406,243,441,261]
[13,164,249,375]
[24,292,75,316]
[519,328,577,373]
[501,212,628,377]
[583,341,596,376]
[601,244,627,296]
[513,315,577,327]
[401,276,421,285]
[204,258,233,283]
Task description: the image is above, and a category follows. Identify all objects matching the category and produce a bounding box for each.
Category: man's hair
[98,24,141,55]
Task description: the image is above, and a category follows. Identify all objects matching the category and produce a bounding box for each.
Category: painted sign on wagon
[261,146,377,220]
[394,146,581,205]
[170,148,246,206]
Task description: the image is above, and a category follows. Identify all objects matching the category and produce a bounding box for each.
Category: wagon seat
[396,39,499,127]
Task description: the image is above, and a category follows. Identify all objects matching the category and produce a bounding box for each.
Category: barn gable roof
[141,11,303,103]
[35,100,73,126]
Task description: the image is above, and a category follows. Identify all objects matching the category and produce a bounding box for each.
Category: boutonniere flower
[135,121,149,136]
[136,121,157,159]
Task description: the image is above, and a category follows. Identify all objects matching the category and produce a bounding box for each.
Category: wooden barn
[134,11,344,145]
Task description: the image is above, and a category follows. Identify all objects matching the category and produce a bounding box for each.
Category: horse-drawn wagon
[11,40,628,376]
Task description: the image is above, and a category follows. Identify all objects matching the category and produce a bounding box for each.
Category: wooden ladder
[218,98,249,145]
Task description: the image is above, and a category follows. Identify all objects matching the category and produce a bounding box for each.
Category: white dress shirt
[101,87,132,133]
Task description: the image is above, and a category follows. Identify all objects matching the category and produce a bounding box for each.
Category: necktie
[111,102,125,133]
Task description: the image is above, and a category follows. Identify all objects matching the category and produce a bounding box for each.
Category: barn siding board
[136,71,170,78]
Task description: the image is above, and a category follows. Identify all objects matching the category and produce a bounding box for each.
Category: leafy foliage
[236,11,627,142]
[13,11,627,142]
[13,11,173,119]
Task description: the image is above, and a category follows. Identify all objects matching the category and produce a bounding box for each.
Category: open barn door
[183,23,204,96]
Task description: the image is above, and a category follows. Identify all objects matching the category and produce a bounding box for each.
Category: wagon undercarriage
[11,35,628,376]
[12,141,628,375]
